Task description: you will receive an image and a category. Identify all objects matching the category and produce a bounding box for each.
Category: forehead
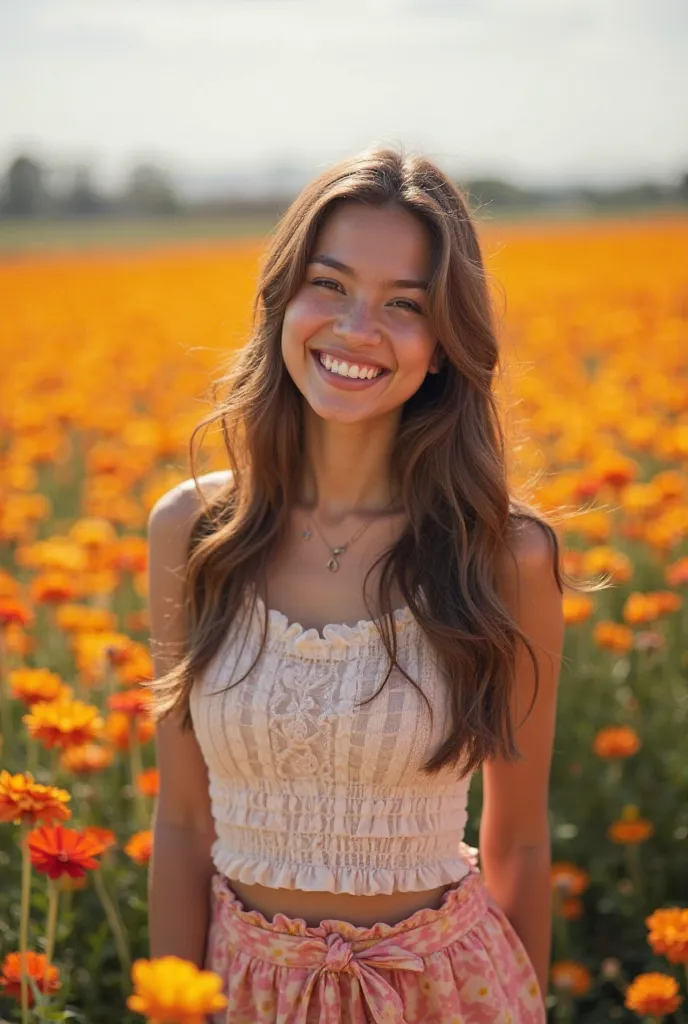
[312,203,431,279]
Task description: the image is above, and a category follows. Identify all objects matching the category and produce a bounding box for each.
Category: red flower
[28,824,108,880]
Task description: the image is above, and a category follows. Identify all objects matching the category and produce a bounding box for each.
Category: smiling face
[281,202,441,426]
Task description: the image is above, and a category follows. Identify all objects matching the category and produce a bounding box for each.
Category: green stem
[93,868,131,975]
[49,747,59,787]
[0,631,13,765]
[19,824,32,1024]
[27,738,39,776]
[625,842,645,902]
[44,880,59,964]
[554,991,573,1023]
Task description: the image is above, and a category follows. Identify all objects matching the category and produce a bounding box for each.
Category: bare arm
[146,475,228,965]
[479,521,564,1006]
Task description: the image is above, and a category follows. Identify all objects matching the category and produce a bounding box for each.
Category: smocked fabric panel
[189,593,475,895]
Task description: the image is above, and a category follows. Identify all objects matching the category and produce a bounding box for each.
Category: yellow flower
[127,957,228,1022]
[23,696,104,750]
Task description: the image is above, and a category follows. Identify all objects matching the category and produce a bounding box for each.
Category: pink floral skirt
[205,861,546,1023]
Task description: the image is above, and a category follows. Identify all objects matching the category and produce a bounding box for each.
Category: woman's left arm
[479,520,565,1006]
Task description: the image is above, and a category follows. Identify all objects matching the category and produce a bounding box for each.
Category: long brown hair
[149,144,598,778]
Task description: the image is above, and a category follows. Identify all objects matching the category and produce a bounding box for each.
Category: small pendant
[327,555,339,572]
[302,527,312,540]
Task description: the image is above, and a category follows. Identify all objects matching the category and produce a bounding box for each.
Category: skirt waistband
[210,867,488,969]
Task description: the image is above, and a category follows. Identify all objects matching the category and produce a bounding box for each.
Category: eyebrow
[308,254,429,291]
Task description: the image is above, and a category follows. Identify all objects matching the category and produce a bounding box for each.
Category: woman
[146,145,567,1022]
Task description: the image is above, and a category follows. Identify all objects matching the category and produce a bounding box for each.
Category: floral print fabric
[205,864,546,1023]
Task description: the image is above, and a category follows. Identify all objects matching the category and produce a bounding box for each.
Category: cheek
[282,291,328,345]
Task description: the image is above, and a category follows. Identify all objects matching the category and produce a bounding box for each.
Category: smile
[317,351,387,380]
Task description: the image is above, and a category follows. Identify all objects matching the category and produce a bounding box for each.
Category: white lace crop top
[189,592,477,895]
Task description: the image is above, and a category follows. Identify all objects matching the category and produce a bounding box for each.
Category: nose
[332,299,382,347]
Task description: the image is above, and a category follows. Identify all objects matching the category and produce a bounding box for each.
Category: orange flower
[107,687,152,717]
[624,972,683,1017]
[54,603,117,634]
[562,594,594,625]
[608,805,654,844]
[23,696,104,750]
[560,898,583,920]
[665,556,688,587]
[0,597,34,629]
[9,668,67,706]
[29,571,81,605]
[593,726,641,759]
[136,767,160,797]
[127,956,228,1021]
[28,824,108,879]
[593,621,634,654]
[104,711,155,750]
[60,743,114,774]
[0,771,71,825]
[549,960,593,996]
[581,546,632,583]
[551,863,589,897]
[125,830,153,865]
[622,591,663,625]
[0,951,61,1006]
[81,825,117,851]
[646,907,688,965]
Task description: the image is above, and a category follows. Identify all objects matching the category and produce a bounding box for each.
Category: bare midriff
[225,877,458,929]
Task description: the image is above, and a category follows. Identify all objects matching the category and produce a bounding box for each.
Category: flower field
[0,216,687,1023]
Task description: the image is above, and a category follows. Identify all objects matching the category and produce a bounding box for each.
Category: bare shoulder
[496,517,560,608]
[148,469,233,529]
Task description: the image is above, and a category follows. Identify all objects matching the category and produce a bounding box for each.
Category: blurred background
[1,5,688,1024]
[1,0,687,248]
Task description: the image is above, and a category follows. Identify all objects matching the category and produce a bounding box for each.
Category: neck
[299,405,401,522]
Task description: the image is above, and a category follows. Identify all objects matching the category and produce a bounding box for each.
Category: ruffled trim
[251,592,416,657]
[210,841,479,898]
[210,843,481,939]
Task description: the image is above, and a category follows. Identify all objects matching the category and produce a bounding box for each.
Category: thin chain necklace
[302,502,395,572]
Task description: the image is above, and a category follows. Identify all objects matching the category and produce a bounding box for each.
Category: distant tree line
[1,153,687,220]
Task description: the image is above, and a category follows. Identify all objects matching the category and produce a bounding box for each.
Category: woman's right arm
[146,480,219,966]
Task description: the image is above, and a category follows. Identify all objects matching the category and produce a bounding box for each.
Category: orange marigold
[0,951,61,1006]
[28,824,108,879]
[23,696,104,750]
[0,771,71,825]
[550,960,593,996]
[136,767,160,797]
[551,863,589,897]
[581,546,632,583]
[0,597,33,629]
[624,972,683,1016]
[665,556,688,587]
[107,687,152,717]
[30,571,80,605]
[125,829,153,864]
[593,726,641,759]
[593,621,634,655]
[645,907,688,965]
[104,710,155,750]
[608,805,654,844]
[9,668,68,706]
[562,594,594,625]
[60,743,114,774]
[81,825,116,851]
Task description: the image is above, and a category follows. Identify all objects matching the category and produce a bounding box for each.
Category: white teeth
[318,352,383,380]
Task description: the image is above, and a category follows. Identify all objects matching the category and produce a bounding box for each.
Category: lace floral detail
[190,591,476,895]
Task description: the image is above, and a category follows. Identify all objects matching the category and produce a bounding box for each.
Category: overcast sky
[1,0,687,190]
